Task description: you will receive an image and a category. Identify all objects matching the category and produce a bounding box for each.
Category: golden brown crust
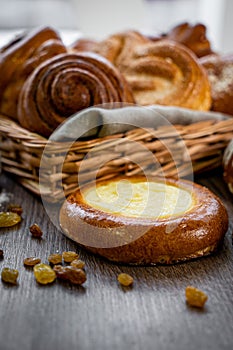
[93,30,150,67]
[17,52,135,137]
[93,30,211,110]
[200,54,233,116]
[92,30,211,110]
[123,40,211,110]
[59,176,228,265]
[0,26,67,120]
[160,22,214,58]
[69,38,98,53]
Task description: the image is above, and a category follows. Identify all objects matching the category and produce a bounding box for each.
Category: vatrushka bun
[59,176,228,265]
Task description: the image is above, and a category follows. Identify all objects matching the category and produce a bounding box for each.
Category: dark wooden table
[0,170,232,350]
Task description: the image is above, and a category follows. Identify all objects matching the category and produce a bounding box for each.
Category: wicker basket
[0,112,233,202]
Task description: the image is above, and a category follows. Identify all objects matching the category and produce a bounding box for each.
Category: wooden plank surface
[0,170,233,350]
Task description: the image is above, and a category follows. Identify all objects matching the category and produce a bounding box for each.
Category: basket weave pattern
[0,114,233,202]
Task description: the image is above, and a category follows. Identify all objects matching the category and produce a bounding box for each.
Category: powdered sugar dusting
[208,64,233,94]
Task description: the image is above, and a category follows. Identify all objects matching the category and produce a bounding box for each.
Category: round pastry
[223,139,233,193]
[59,176,228,265]
[200,54,233,116]
[0,26,67,120]
[117,39,211,110]
[17,52,135,137]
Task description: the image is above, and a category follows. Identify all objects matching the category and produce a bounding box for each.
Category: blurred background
[0,0,232,53]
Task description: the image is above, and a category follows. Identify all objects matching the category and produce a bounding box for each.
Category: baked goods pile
[0,23,231,265]
[0,22,233,137]
[76,29,211,110]
[71,22,233,116]
[0,26,134,137]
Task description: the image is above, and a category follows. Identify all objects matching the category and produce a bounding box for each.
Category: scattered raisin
[70,259,85,269]
[0,212,21,228]
[53,265,86,285]
[29,223,43,238]
[7,204,23,216]
[185,286,208,308]
[1,267,19,284]
[33,263,56,285]
[117,273,134,287]
[62,251,79,263]
[48,254,62,265]
[0,249,3,259]
[23,257,41,267]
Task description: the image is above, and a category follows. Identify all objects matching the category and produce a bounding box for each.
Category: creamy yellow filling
[83,179,194,219]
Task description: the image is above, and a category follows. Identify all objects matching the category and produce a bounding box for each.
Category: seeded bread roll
[59,176,228,265]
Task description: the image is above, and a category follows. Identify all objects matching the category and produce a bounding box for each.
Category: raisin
[33,263,56,285]
[0,212,21,228]
[1,267,19,284]
[117,273,134,287]
[29,223,43,238]
[48,254,62,265]
[70,259,85,269]
[23,257,41,267]
[0,249,3,259]
[62,251,79,263]
[185,286,208,308]
[7,204,23,216]
[53,265,86,285]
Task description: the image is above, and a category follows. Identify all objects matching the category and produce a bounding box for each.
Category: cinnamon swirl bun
[17,52,135,136]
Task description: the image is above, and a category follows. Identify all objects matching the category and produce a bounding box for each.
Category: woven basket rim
[1,112,233,201]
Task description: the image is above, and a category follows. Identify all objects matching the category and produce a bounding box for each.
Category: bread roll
[93,31,211,110]
[60,176,228,265]
[0,26,67,120]
[200,54,233,116]
[17,52,135,137]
